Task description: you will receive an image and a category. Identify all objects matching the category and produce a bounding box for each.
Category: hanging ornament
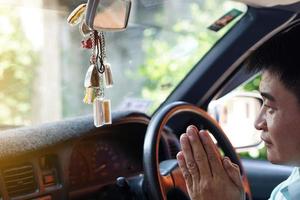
[79,21,93,37]
[98,32,114,88]
[83,64,100,104]
[93,71,111,127]
[81,38,93,49]
[67,4,86,26]
[82,31,113,127]
[104,63,114,88]
[67,6,114,127]
[93,97,112,127]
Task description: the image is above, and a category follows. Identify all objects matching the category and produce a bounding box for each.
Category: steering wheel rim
[143,101,251,200]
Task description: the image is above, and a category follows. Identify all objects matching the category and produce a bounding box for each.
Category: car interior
[0,0,299,200]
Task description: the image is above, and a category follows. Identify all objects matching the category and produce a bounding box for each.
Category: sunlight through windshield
[0,0,246,126]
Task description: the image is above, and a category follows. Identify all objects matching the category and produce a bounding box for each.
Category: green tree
[0,8,38,126]
[133,1,244,113]
[243,75,261,92]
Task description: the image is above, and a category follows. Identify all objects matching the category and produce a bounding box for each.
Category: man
[176,25,300,200]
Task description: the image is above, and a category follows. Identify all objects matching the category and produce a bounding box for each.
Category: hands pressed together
[176,125,245,200]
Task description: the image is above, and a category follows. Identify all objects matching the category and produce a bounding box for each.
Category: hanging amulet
[84,64,100,88]
[67,4,86,26]
[83,88,97,104]
[104,63,114,88]
[83,64,100,104]
[79,21,93,37]
[93,97,112,127]
[81,38,93,49]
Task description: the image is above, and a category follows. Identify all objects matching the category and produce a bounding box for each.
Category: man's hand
[176,125,245,200]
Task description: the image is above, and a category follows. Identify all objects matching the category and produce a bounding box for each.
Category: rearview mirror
[208,92,263,150]
[85,0,131,31]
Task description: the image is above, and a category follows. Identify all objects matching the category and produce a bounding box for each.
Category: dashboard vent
[3,164,37,197]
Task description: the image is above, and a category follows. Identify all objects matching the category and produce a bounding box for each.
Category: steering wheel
[143,101,252,200]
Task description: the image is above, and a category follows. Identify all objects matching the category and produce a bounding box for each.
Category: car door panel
[242,159,293,200]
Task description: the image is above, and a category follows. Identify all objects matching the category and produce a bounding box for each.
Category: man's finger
[223,157,243,188]
[180,133,200,182]
[176,151,192,189]
[186,125,212,178]
[199,130,224,176]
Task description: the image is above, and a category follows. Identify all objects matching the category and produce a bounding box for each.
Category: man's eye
[263,104,272,108]
[263,104,276,113]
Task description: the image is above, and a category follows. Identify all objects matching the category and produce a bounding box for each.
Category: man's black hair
[246,25,300,103]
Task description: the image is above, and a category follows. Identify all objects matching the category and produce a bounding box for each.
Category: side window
[208,75,267,160]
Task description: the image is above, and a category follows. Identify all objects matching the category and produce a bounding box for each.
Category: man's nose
[254,114,267,131]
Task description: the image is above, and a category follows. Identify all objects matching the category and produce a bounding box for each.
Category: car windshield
[0,0,246,127]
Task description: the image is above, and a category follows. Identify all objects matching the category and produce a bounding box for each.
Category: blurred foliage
[0,8,38,125]
[243,75,261,92]
[134,1,245,113]
[239,146,267,160]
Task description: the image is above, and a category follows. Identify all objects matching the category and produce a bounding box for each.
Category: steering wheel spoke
[159,159,189,196]
[170,166,189,196]
[159,171,173,194]
[159,159,177,192]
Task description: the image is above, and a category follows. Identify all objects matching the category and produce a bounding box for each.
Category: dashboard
[69,123,145,196]
[0,113,180,200]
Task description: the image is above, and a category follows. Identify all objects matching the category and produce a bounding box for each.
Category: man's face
[255,70,300,166]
